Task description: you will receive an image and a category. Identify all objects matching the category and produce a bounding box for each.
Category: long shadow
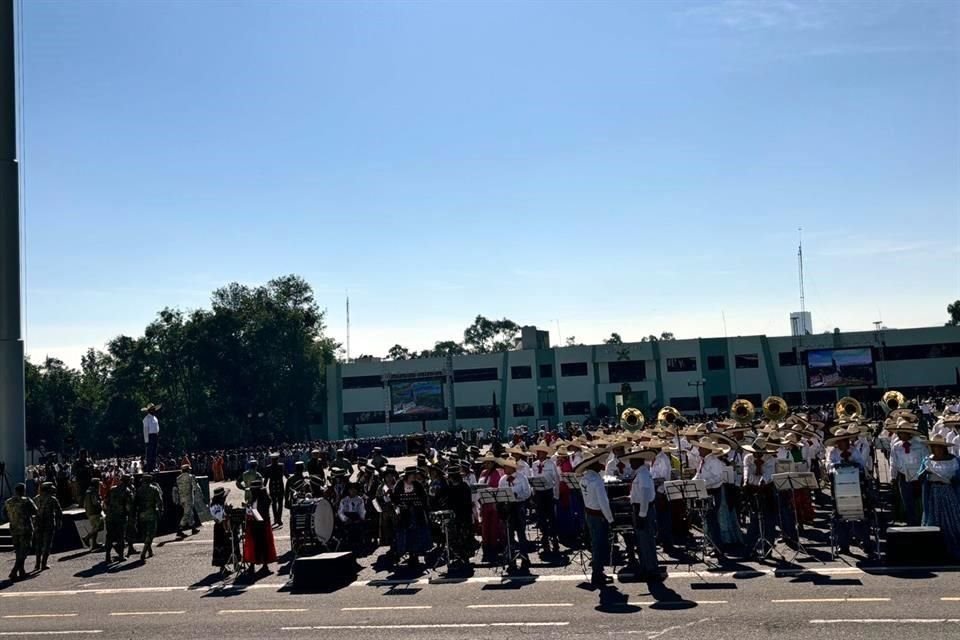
[647,580,698,611]
[596,585,640,614]
[190,572,226,588]
[58,549,97,562]
[73,562,113,578]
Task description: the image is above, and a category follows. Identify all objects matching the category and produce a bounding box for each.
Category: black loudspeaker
[885,526,946,565]
[292,552,358,591]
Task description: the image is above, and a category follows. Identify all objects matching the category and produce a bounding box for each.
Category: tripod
[748,488,785,562]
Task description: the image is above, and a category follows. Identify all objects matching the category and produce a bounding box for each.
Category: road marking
[109,611,185,617]
[1,583,287,598]
[942,597,960,601]
[219,609,309,614]
[2,615,78,620]
[810,619,960,624]
[281,622,571,630]
[466,603,573,609]
[773,598,890,603]
[341,606,432,611]
[628,600,727,606]
[0,633,103,637]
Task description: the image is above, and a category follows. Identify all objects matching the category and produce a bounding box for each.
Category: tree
[565,336,583,347]
[948,300,960,327]
[387,344,411,360]
[641,335,658,343]
[604,332,623,345]
[431,340,467,357]
[660,332,675,341]
[463,315,520,353]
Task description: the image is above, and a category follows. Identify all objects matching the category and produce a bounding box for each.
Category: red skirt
[792,488,815,524]
[480,503,505,548]
[243,517,278,565]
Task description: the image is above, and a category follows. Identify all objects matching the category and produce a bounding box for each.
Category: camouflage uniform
[173,468,200,534]
[236,461,263,505]
[82,481,104,549]
[134,475,164,560]
[104,478,134,562]
[3,489,37,580]
[33,482,63,571]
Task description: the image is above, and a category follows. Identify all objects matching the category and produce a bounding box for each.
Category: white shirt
[742,453,777,486]
[531,457,560,499]
[694,454,724,490]
[604,453,635,481]
[579,469,614,523]
[629,465,656,517]
[338,495,366,522]
[142,414,159,443]
[650,452,673,493]
[854,436,872,464]
[890,437,929,482]
[515,459,532,479]
[827,447,866,474]
[498,471,532,502]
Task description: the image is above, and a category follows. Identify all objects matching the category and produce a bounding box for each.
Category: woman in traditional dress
[209,487,241,575]
[391,466,431,567]
[477,454,505,562]
[553,446,581,547]
[920,434,960,560]
[242,480,277,573]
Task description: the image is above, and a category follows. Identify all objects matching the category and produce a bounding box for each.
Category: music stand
[772,472,818,562]
[480,488,520,573]
[665,480,719,566]
[747,485,785,562]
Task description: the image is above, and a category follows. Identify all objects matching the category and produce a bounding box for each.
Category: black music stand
[479,487,519,573]
[773,471,819,563]
[747,485,785,562]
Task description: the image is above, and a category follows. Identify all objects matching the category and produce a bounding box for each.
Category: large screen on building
[390,379,445,416]
[806,347,876,388]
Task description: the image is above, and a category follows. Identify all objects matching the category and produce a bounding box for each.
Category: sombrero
[694,437,724,454]
[141,403,162,413]
[619,450,656,464]
[573,449,611,475]
[529,443,554,455]
[742,438,778,455]
[918,433,952,448]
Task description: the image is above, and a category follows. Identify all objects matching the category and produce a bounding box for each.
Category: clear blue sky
[19,0,960,365]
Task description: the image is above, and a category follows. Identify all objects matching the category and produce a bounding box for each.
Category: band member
[209,487,240,575]
[243,480,277,573]
[174,464,201,537]
[530,444,560,554]
[266,453,287,526]
[623,450,660,580]
[285,461,310,509]
[498,458,532,570]
[33,482,62,572]
[477,454,505,562]
[919,434,960,560]
[338,483,368,548]
[133,474,163,561]
[378,466,400,552]
[693,438,725,553]
[4,483,36,580]
[742,438,778,551]
[576,449,614,588]
[648,439,675,549]
[82,478,104,550]
[554,446,582,546]
[307,450,325,495]
[392,467,432,567]
[605,442,633,481]
[443,467,476,567]
[890,420,928,526]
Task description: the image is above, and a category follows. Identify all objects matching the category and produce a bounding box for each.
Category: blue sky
[19,0,960,365]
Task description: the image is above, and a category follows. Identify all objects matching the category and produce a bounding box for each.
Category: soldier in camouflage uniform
[104,475,134,563]
[134,473,164,560]
[82,478,104,549]
[3,483,37,580]
[236,459,263,505]
[173,464,200,536]
[125,475,142,558]
[33,481,63,571]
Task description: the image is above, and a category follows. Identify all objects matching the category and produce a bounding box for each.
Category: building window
[563,401,591,415]
[342,375,382,389]
[782,392,803,406]
[806,390,837,404]
[670,396,700,411]
[608,360,647,383]
[390,409,448,423]
[513,403,535,417]
[539,364,554,378]
[706,355,726,371]
[735,354,759,369]
[511,365,532,379]
[778,351,798,367]
[882,343,960,361]
[453,367,498,383]
[343,411,386,424]
[666,357,697,373]
[560,362,588,377]
[709,394,729,409]
[541,402,556,417]
[737,393,762,406]
[455,405,497,419]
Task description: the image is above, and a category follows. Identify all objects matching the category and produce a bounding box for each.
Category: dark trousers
[632,505,659,575]
[898,477,922,526]
[533,490,557,545]
[503,503,529,560]
[145,434,158,472]
[586,513,610,582]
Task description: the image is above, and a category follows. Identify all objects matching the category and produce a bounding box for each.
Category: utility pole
[0,0,25,487]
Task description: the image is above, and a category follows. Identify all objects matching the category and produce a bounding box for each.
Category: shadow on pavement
[647,580,698,611]
[595,586,640,614]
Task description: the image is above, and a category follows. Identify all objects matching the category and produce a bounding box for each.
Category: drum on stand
[291,497,336,553]
[833,465,864,521]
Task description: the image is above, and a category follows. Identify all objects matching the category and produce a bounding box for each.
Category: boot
[140,549,147,561]
[41,554,50,570]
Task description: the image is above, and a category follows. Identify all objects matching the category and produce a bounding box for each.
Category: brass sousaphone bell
[657,406,682,428]
[836,396,863,421]
[881,390,906,414]
[730,398,756,425]
[762,396,789,422]
[620,407,645,430]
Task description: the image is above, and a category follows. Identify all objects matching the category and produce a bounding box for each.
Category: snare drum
[832,465,864,521]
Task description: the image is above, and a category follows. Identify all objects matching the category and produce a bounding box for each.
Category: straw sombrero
[573,449,611,475]
[619,450,656,464]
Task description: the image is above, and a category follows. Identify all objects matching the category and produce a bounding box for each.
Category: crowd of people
[5,393,960,589]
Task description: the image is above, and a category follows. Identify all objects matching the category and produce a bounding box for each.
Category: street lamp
[688,378,706,413]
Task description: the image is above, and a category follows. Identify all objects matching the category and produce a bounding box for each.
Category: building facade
[323,325,960,440]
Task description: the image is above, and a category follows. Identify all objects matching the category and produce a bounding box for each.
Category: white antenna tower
[346,292,351,362]
[797,227,806,316]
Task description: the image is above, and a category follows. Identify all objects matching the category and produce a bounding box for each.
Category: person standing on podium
[142,403,161,472]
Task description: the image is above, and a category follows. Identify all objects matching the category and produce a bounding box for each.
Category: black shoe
[192,528,200,535]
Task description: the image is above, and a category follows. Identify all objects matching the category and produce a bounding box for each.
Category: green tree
[387,345,411,360]
[604,332,623,345]
[25,357,81,451]
[463,315,520,353]
[948,300,960,327]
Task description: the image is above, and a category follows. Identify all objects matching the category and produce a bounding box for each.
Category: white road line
[0,633,103,637]
[341,606,433,611]
[109,611,185,617]
[2,615,78,620]
[628,600,727,606]
[810,619,960,624]
[942,597,960,601]
[281,623,570,630]
[466,603,573,609]
[1,583,287,598]
[773,598,890,603]
[219,609,309,614]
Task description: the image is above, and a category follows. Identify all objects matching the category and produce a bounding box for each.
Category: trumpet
[731,398,756,425]
[881,390,906,414]
[657,406,682,427]
[620,407,645,430]
[762,396,789,422]
[836,396,863,421]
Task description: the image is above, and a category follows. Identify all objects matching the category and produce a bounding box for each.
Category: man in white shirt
[498,458,532,569]
[693,439,725,551]
[889,423,929,526]
[577,451,614,588]
[142,403,161,472]
[742,440,779,551]
[624,450,660,580]
[605,443,634,481]
[530,445,560,554]
[648,441,675,549]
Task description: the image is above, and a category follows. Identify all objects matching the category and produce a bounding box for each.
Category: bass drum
[832,464,864,521]
[311,497,335,544]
